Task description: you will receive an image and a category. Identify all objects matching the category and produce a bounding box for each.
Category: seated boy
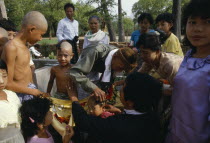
[0,27,9,56]
[47,40,74,100]
[68,72,161,143]
[155,13,184,56]
[1,11,48,102]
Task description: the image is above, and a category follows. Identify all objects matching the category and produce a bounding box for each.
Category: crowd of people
[0,0,210,143]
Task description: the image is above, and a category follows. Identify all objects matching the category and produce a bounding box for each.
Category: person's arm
[75,21,79,36]
[82,37,88,49]
[56,20,65,41]
[4,44,42,96]
[47,67,55,94]
[69,47,106,100]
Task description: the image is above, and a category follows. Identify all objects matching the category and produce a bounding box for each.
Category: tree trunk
[118,0,125,42]
[172,0,181,41]
[0,0,7,19]
[101,0,116,42]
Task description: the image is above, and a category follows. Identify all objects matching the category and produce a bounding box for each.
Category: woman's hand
[104,104,122,114]
[92,87,106,102]
[62,125,74,143]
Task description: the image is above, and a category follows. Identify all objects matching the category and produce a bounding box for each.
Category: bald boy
[0,27,9,56]
[47,40,74,100]
[1,11,48,102]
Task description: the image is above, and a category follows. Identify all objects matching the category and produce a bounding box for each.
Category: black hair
[182,0,210,54]
[20,97,52,141]
[64,3,75,11]
[155,13,174,30]
[0,18,16,31]
[88,15,101,23]
[0,60,7,72]
[123,72,162,112]
[138,13,154,25]
[136,30,168,51]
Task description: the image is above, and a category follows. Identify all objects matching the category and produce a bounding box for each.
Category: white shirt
[0,89,21,128]
[56,17,79,41]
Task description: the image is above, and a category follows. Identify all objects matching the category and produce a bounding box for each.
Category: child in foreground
[165,0,210,142]
[20,97,74,143]
[0,60,24,143]
[47,40,74,100]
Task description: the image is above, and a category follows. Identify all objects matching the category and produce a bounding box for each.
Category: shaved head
[60,41,73,52]
[22,11,48,31]
[0,27,8,38]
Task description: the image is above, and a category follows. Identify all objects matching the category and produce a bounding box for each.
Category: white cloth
[29,46,41,57]
[124,109,144,115]
[101,49,119,82]
[0,125,24,143]
[83,30,109,49]
[0,89,21,128]
[56,17,79,41]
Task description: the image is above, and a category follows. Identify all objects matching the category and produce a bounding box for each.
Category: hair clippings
[29,117,35,123]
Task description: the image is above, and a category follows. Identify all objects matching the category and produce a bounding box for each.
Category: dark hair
[123,72,162,112]
[182,0,210,53]
[0,60,7,72]
[64,3,75,11]
[155,13,174,30]
[88,15,101,23]
[138,13,154,25]
[136,30,168,51]
[20,97,52,141]
[0,18,16,31]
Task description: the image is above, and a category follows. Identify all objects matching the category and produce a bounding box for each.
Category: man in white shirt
[56,3,79,64]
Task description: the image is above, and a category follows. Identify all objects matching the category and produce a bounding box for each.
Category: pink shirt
[27,130,54,143]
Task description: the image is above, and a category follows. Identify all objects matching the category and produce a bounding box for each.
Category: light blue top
[130,29,155,47]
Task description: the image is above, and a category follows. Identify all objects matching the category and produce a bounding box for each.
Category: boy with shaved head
[0,27,9,56]
[1,11,48,102]
[47,40,74,99]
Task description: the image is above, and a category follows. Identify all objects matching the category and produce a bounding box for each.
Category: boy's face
[186,16,210,49]
[65,7,74,20]
[8,31,16,40]
[0,69,8,90]
[139,19,151,33]
[157,21,172,34]
[57,48,73,66]
[88,104,104,116]
[89,18,100,34]
[28,28,46,45]
[140,46,159,63]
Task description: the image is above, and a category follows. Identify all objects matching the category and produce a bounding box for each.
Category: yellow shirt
[162,33,184,57]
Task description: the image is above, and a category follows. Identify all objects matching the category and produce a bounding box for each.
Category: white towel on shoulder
[101,49,119,82]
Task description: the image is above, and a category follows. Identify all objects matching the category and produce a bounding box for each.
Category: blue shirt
[130,29,155,47]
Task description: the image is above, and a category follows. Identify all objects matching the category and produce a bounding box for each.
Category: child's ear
[37,123,44,130]
[29,26,36,33]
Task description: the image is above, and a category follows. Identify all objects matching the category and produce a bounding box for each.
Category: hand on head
[92,87,106,102]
